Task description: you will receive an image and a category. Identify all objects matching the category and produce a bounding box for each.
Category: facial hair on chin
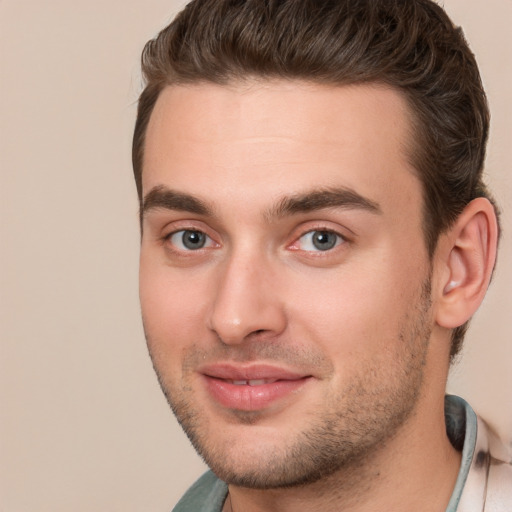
[145,277,433,490]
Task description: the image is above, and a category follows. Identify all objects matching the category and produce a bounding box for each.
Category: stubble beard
[145,278,433,490]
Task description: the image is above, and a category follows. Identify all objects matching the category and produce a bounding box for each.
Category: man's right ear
[433,197,499,331]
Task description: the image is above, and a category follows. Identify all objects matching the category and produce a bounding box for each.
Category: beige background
[0,1,510,510]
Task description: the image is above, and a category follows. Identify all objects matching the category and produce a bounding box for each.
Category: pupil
[183,230,205,249]
[313,231,336,250]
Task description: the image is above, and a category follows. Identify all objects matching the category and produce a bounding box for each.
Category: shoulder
[172,471,228,512]
[452,395,512,511]
[480,417,512,511]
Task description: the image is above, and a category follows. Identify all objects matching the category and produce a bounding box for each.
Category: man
[133,0,511,510]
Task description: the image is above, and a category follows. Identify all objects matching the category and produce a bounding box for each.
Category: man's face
[139,81,435,488]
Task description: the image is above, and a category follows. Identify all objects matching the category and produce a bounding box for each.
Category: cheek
[139,256,212,356]
[286,261,415,360]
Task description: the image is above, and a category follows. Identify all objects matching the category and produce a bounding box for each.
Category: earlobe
[435,198,498,329]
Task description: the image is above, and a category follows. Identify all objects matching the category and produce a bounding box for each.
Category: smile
[230,379,278,386]
[199,364,312,412]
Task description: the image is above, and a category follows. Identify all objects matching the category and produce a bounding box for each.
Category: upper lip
[198,363,310,381]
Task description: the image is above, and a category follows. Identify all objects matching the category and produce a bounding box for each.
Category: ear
[435,198,498,329]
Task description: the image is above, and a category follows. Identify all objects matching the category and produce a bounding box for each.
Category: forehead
[143,81,422,224]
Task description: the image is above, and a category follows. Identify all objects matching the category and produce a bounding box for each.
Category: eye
[167,230,215,251]
[297,230,344,252]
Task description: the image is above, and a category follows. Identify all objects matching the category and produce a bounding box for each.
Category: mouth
[226,379,279,386]
[199,364,313,412]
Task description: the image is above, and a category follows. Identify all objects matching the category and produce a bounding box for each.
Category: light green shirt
[172,396,511,512]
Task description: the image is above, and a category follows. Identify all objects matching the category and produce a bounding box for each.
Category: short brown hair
[133,0,497,358]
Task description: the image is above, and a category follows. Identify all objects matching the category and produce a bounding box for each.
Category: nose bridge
[208,244,286,344]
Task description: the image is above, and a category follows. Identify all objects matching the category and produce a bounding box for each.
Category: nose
[208,251,287,345]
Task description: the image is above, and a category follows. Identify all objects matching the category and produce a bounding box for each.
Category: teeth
[248,379,266,386]
[230,379,277,386]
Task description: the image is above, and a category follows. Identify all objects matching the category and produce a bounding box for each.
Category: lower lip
[203,376,310,411]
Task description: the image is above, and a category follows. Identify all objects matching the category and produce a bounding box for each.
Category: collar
[445,394,512,512]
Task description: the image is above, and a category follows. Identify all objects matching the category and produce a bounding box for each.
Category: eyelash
[291,229,347,253]
[163,227,347,255]
[164,229,217,252]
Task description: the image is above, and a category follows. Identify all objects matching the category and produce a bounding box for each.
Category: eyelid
[161,221,221,253]
[166,229,217,251]
[302,230,344,251]
[287,223,350,253]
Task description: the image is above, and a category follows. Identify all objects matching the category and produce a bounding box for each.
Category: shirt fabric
[172,395,512,512]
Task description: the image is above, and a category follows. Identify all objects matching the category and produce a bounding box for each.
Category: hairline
[136,77,436,252]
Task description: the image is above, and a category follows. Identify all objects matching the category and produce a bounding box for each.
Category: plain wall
[0,1,510,510]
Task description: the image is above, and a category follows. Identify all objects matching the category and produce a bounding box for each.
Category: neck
[223,395,461,512]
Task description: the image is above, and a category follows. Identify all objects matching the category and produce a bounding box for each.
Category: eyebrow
[141,184,381,224]
[266,187,381,220]
[141,185,213,219]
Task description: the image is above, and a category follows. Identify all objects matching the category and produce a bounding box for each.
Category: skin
[139,81,464,512]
